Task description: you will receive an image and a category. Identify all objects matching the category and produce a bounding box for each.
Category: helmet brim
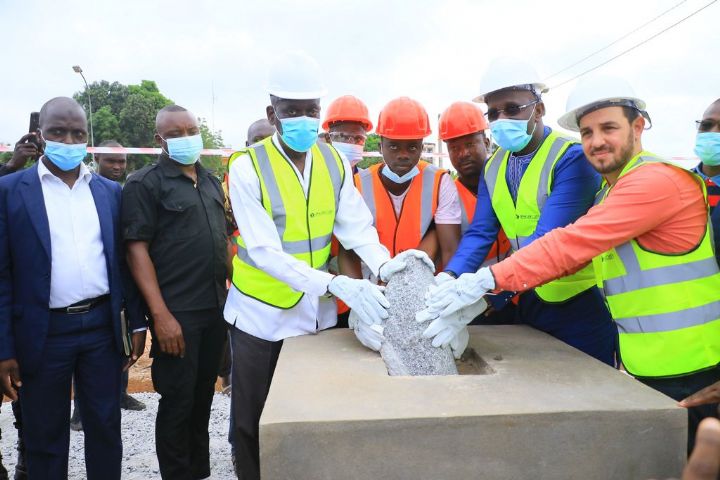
[473,83,548,104]
[558,97,647,132]
[267,88,328,100]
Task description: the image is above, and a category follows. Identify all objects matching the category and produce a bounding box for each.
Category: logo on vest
[310,209,334,218]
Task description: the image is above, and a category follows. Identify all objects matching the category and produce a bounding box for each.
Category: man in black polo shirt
[122,105,228,480]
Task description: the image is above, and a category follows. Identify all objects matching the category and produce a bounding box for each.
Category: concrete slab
[260,325,687,480]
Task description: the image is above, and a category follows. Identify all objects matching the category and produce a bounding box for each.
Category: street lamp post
[72,65,95,162]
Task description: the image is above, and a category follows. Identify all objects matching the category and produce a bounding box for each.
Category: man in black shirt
[122,105,228,480]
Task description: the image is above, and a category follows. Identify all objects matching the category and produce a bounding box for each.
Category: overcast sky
[2,0,718,160]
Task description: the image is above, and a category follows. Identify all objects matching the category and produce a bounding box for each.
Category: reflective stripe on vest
[456,180,476,234]
[230,137,344,309]
[355,161,444,256]
[592,152,720,377]
[484,130,596,303]
[455,178,512,268]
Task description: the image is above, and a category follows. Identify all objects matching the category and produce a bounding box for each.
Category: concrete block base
[260,326,686,480]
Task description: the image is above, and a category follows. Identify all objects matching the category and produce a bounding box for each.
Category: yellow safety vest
[592,152,720,377]
[228,137,345,309]
[484,130,596,303]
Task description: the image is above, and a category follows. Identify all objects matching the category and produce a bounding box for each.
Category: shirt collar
[158,154,210,180]
[693,162,720,185]
[37,157,93,184]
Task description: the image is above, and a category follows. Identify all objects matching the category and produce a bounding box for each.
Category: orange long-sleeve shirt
[491,161,708,292]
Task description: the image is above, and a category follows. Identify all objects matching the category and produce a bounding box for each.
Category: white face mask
[332,142,364,166]
[381,164,420,184]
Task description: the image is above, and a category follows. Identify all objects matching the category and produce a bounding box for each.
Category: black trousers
[230,326,283,480]
[638,366,720,454]
[151,308,226,480]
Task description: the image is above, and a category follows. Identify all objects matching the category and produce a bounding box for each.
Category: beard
[590,130,636,175]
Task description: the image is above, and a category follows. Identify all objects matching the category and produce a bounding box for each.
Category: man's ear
[633,115,646,140]
[154,133,163,147]
[267,105,279,131]
[535,100,546,118]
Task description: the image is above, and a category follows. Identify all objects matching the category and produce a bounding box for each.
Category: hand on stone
[415,272,457,323]
[349,311,385,351]
[379,249,435,283]
[329,275,389,326]
[424,268,495,319]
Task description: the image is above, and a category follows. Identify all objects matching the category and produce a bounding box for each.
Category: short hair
[155,104,189,130]
[98,139,123,148]
[39,96,85,127]
[621,106,640,124]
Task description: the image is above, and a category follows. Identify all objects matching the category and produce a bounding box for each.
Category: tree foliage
[198,118,224,176]
[364,133,380,152]
[73,79,223,172]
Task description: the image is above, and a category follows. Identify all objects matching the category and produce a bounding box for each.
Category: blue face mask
[695,132,720,166]
[43,139,87,171]
[489,105,538,152]
[382,164,420,184]
[163,134,203,165]
[277,116,319,152]
[333,142,364,166]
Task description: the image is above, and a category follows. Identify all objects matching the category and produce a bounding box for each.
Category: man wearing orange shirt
[420,75,720,452]
[438,101,514,324]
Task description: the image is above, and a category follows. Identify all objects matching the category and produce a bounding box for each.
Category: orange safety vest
[355,161,446,256]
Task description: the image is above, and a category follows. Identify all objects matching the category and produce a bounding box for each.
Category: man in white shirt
[0,97,146,479]
[225,52,431,480]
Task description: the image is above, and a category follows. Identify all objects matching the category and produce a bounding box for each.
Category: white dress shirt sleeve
[333,156,391,275]
[229,153,335,297]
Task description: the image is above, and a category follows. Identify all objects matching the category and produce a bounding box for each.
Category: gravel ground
[0,393,236,479]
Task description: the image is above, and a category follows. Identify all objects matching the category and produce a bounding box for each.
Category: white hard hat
[474,57,548,103]
[558,74,647,131]
[266,51,327,100]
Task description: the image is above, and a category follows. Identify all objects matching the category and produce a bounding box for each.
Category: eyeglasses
[328,132,367,145]
[696,119,720,132]
[485,101,538,122]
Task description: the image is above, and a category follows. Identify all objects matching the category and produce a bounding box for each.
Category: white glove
[424,267,495,319]
[419,297,488,358]
[328,275,390,326]
[348,311,385,351]
[416,272,456,323]
[378,249,435,283]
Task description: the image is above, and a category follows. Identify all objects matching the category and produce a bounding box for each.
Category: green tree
[364,133,380,152]
[198,118,225,176]
[356,133,383,169]
[91,106,121,143]
[74,79,176,171]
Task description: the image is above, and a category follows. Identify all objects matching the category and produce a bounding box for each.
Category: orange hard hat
[438,101,489,141]
[322,95,373,132]
[376,97,431,140]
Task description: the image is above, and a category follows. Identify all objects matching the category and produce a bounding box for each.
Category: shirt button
[523,283,528,288]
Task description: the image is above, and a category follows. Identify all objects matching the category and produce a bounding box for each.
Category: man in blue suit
[0,97,146,479]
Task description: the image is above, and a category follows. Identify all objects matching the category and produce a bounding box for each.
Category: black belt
[50,294,110,314]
